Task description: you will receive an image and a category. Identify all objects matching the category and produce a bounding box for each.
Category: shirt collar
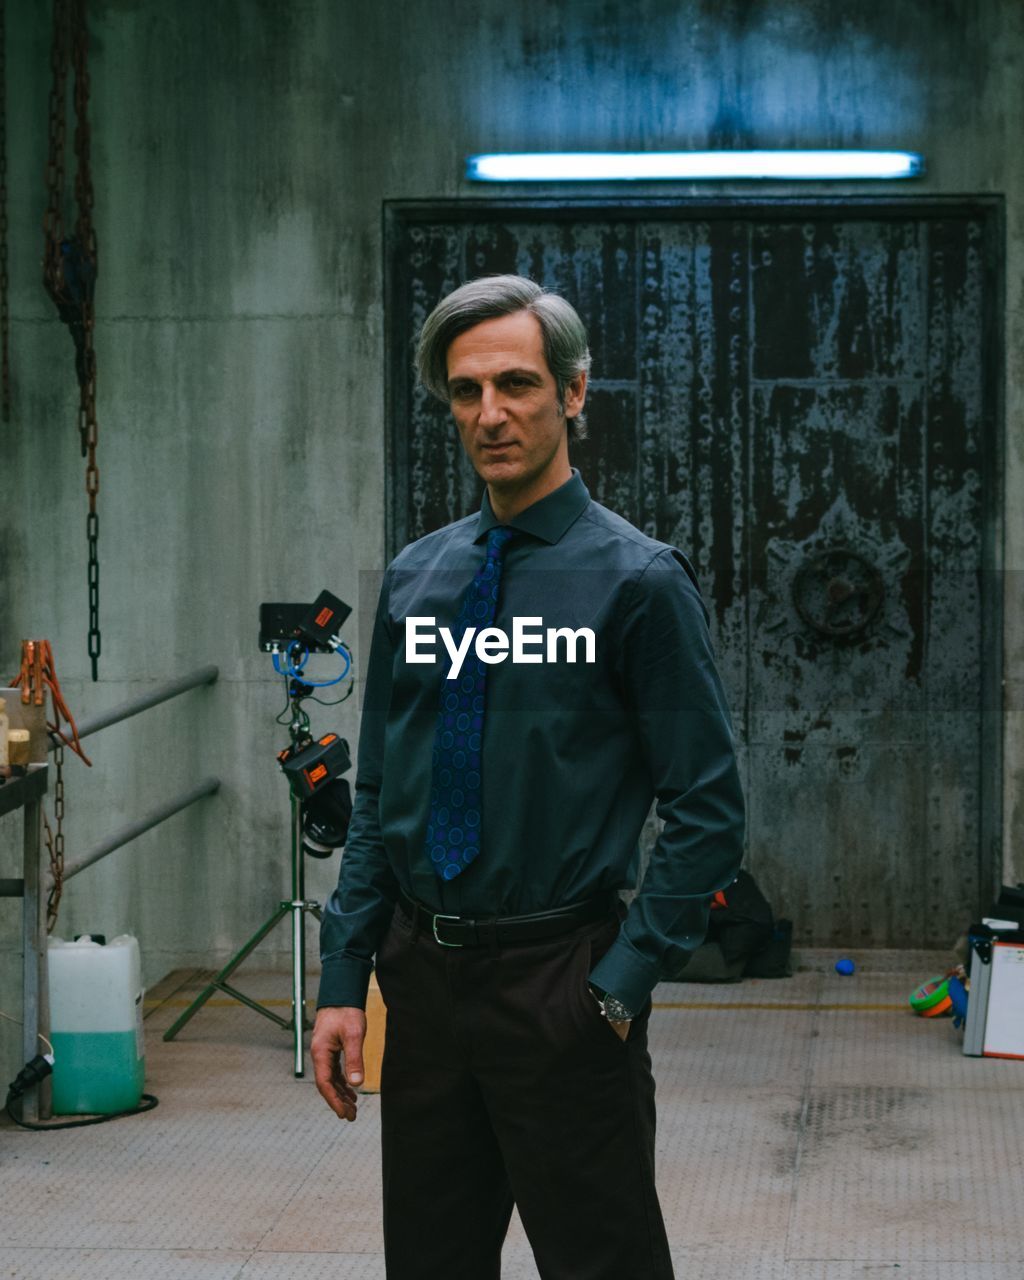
[474,468,591,545]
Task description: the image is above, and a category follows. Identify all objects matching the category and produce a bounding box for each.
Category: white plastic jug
[47,934,146,1114]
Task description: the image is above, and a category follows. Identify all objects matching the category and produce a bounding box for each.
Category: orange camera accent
[319,733,338,746]
[315,607,334,627]
[305,763,328,787]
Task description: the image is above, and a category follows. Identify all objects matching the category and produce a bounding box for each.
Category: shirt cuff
[587,933,661,1016]
[316,954,373,1010]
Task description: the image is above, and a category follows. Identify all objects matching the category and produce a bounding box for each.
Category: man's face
[445,310,586,510]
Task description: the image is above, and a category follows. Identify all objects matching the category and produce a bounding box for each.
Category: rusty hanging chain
[86,508,99,670]
[44,0,101,679]
[71,0,95,262]
[43,0,69,333]
[0,0,9,423]
[72,0,100,677]
[43,745,67,932]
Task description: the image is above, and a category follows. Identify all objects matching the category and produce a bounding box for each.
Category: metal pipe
[57,777,221,883]
[48,665,219,749]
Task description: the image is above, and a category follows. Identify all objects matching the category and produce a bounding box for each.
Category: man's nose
[478,384,507,428]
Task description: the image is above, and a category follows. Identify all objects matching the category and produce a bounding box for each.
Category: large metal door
[385,200,1002,949]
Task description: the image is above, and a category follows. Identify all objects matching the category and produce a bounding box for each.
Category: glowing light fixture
[466,150,924,182]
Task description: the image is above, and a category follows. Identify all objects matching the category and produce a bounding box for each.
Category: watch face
[603,994,634,1022]
[588,983,634,1022]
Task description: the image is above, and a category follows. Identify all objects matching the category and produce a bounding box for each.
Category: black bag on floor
[743,918,793,979]
[667,870,792,982]
[708,870,775,969]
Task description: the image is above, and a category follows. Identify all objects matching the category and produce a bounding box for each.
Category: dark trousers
[373,904,675,1280]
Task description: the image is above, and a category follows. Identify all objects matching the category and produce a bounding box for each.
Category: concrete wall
[2,0,1021,1080]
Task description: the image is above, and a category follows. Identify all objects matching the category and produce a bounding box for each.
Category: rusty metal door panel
[635,218,750,731]
[744,214,989,947]
[751,219,927,381]
[921,218,988,944]
[755,743,928,944]
[385,201,1000,948]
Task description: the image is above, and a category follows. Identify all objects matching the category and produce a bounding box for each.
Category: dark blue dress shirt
[318,469,745,1014]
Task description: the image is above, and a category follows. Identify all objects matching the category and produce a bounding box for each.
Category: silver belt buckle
[432,913,464,947]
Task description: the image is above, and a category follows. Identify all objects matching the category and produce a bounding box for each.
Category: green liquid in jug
[50,1030,145,1115]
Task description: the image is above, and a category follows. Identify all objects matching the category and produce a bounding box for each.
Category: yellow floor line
[653,1001,907,1012]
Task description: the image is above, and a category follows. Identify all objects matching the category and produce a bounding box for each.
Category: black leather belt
[397,889,618,949]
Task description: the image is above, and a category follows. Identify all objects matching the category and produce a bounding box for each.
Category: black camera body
[278,732,351,799]
[277,732,352,858]
[259,590,352,654]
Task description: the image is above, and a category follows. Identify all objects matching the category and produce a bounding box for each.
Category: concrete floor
[2,960,1023,1280]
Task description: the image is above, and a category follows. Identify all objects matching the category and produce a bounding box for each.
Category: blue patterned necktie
[424,525,516,881]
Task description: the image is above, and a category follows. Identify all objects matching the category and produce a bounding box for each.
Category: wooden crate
[360,973,387,1093]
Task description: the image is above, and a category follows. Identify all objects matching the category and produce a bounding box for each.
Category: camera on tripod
[163,589,357,1075]
[260,589,354,859]
[278,732,352,858]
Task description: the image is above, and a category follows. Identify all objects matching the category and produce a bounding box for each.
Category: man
[312,274,744,1280]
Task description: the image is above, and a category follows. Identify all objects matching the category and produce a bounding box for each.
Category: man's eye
[451,385,478,400]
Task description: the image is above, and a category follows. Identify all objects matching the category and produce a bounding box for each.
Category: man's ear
[563,371,587,419]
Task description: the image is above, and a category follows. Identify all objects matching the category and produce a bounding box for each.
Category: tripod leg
[292,897,306,1074]
[291,795,306,1076]
[162,903,290,1041]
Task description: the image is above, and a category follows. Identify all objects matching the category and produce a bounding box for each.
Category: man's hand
[609,1019,631,1042]
[311,1005,367,1122]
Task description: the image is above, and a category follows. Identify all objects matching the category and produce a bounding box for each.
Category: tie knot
[486,526,515,559]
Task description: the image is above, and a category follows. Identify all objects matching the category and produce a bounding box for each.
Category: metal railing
[49,665,219,748]
[59,778,221,884]
[14,665,220,1121]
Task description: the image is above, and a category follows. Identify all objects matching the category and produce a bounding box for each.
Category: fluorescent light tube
[466,151,924,182]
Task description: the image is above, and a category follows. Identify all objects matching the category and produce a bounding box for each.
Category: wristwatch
[588,983,635,1024]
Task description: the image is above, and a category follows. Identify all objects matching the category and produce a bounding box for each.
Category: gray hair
[415,274,592,442]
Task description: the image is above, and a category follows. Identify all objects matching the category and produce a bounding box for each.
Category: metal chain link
[71,0,94,255]
[44,0,101,679]
[87,508,100,673]
[43,0,68,308]
[0,0,9,422]
[45,745,66,933]
[73,0,99,680]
